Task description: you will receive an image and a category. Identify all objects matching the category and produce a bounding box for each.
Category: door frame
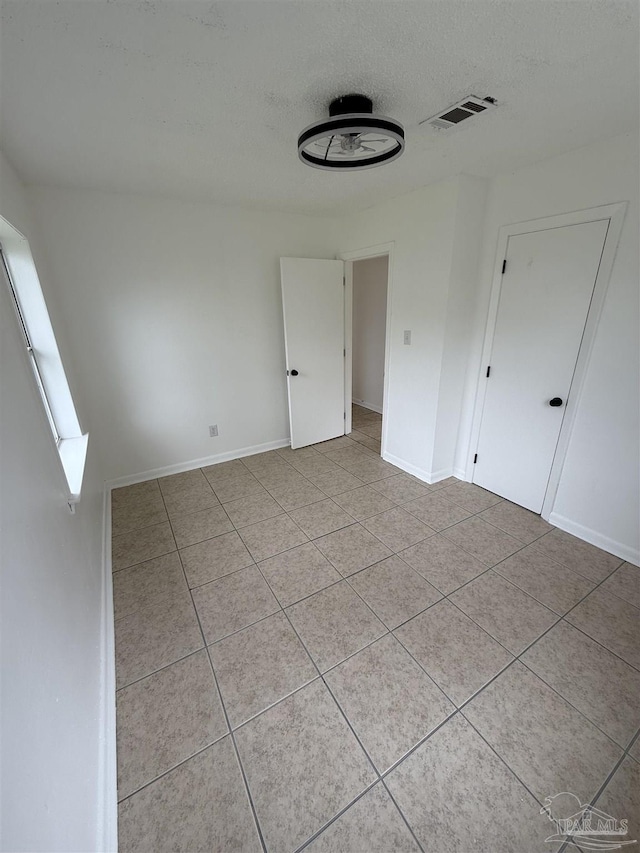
[465,202,627,520]
[338,242,395,456]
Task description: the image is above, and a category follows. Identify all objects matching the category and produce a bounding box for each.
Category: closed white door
[280,257,345,449]
[473,219,609,512]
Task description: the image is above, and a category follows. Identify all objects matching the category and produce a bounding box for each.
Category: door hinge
[343,277,346,286]
[343,348,346,357]
[344,411,346,419]
[501,259,507,274]
[486,365,491,378]
[473,453,478,463]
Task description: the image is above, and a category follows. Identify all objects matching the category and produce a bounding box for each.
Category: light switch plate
[404,330,411,345]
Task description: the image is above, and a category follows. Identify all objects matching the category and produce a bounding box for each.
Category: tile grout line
[250,555,431,853]
[162,480,269,853]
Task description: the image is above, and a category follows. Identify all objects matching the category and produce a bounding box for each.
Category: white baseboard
[105,438,290,491]
[352,398,383,415]
[548,511,640,566]
[97,485,117,852]
[453,466,469,481]
[382,452,457,486]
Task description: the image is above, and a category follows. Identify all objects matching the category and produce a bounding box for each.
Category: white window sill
[58,433,89,505]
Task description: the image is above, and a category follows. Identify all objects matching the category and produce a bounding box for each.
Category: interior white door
[280,257,345,449]
[473,219,609,512]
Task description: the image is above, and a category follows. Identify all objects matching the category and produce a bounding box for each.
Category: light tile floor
[113,406,639,852]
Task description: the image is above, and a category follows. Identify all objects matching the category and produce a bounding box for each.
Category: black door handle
[289,369,299,376]
[549,397,563,407]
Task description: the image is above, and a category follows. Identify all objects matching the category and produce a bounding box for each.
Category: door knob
[549,397,563,407]
[289,369,299,376]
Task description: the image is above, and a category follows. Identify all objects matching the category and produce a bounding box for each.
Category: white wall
[458,132,639,562]
[433,175,488,478]
[352,255,388,412]
[0,153,109,851]
[339,178,460,479]
[27,188,339,481]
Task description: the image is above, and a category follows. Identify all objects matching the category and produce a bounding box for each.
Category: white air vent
[420,95,497,131]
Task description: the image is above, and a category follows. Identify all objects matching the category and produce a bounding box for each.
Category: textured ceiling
[1,0,638,214]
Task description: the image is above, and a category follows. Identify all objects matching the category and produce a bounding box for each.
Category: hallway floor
[112,407,639,852]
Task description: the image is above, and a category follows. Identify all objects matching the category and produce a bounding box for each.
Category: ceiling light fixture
[298,94,404,171]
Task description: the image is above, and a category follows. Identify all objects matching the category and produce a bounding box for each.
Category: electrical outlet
[209,424,218,437]
[404,330,411,345]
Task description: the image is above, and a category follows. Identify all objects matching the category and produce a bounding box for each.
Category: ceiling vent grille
[420,96,497,131]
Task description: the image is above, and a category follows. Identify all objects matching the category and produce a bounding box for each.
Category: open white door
[281,257,345,449]
[473,219,609,512]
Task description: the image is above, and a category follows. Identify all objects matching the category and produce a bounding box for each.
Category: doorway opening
[345,253,390,458]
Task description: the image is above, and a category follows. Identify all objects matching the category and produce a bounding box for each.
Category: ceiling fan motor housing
[298,93,405,171]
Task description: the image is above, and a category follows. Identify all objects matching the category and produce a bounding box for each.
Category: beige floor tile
[426,476,459,492]
[179,531,254,588]
[306,783,420,853]
[286,581,386,672]
[115,591,203,689]
[258,542,341,607]
[210,474,266,504]
[170,505,234,549]
[312,436,360,453]
[222,491,283,528]
[162,484,220,520]
[111,481,168,537]
[235,679,375,853]
[326,635,453,772]
[157,469,212,497]
[441,516,524,566]
[395,600,514,706]
[368,473,431,504]
[266,478,326,511]
[209,612,317,727]
[112,479,161,508]
[314,523,392,577]
[201,459,250,486]
[403,493,473,530]
[437,481,503,512]
[113,552,188,621]
[450,570,557,654]
[566,587,640,669]
[118,737,261,853]
[308,469,365,496]
[331,485,395,521]
[362,507,435,552]
[238,514,308,561]
[349,555,442,629]
[600,562,640,609]
[386,714,550,852]
[348,428,373,444]
[591,756,639,849]
[478,500,553,544]
[192,566,279,644]
[464,662,622,803]
[112,522,176,572]
[275,445,320,461]
[289,498,355,539]
[494,544,595,614]
[325,447,375,468]
[255,466,306,490]
[116,650,227,799]
[531,528,623,582]
[399,534,487,594]
[347,458,400,484]
[630,738,640,762]
[522,621,640,747]
[240,450,287,472]
[358,424,382,440]
[290,455,343,478]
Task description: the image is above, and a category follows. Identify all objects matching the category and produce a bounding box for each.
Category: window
[1,225,88,506]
